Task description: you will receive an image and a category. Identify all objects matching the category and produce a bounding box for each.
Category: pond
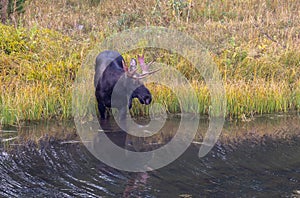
[0,114,299,197]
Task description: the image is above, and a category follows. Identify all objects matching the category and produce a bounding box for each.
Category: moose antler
[138,54,153,74]
[135,54,160,79]
[122,60,128,72]
[122,55,159,79]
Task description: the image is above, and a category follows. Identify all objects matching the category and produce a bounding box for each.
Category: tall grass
[1,0,300,125]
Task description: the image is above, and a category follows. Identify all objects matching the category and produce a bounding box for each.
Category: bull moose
[94,50,158,120]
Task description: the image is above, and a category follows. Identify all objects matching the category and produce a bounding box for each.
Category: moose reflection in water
[94,50,159,120]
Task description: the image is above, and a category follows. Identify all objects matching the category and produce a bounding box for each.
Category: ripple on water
[0,114,299,197]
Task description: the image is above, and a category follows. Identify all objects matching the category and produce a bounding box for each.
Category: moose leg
[97,102,106,119]
[117,106,128,130]
[119,106,127,120]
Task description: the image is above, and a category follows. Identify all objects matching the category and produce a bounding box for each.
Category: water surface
[0,114,299,197]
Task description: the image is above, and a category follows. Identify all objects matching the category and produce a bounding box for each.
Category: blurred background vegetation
[0,0,299,125]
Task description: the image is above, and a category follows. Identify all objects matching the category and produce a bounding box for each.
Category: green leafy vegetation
[0,24,82,125]
[0,0,300,125]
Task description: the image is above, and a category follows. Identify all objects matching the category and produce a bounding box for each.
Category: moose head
[121,54,159,109]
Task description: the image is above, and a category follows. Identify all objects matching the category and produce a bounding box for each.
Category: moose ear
[130,58,137,68]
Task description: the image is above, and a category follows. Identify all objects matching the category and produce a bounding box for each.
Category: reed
[1,0,300,125]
